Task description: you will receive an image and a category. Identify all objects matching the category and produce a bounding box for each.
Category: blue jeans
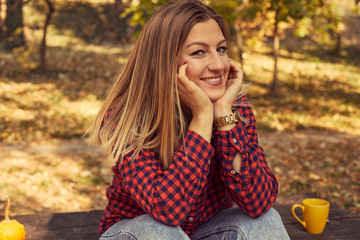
[99,207,290,240]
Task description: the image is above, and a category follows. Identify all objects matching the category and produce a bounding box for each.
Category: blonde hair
[86,0,232,169]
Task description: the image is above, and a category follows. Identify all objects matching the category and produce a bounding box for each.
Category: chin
[208,91,226,102]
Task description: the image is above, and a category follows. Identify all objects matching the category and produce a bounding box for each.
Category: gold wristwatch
[214,111,241,128]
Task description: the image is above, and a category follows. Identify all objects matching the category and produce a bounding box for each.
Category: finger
[178,63,200,94]
[227,61,243,92]
[177,63,188,90]
[229,60,243,80]
[178,62,188,82]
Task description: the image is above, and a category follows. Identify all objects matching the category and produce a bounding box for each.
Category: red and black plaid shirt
[99,96,278,237]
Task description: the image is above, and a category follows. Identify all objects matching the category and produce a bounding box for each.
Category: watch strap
[214,111,241,128]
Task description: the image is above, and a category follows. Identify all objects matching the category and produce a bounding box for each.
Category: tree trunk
[114,0,124,12]
[269,9,280,96]
[335,30,341,54]
[234,21,244,70]
[4,0,25,50]
[0,0,3,39]
[114,0,128,42]
[332,22,342,55]
[38,0,54,71]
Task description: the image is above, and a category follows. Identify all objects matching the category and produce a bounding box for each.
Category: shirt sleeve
[119,130,214,226]
[214,95,278,218]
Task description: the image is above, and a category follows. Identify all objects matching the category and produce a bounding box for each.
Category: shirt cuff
[215,121,249,154]
[215,122,253,183]
[180,129,215,167]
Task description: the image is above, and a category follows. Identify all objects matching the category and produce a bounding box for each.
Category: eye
[190,50,205,56]
[217,46,228,53]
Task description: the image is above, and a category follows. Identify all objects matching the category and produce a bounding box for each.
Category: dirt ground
[0,130,359,217]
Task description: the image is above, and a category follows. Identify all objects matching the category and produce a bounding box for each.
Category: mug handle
[292,204,306,229]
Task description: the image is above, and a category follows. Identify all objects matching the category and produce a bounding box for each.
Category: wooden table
[274,195,360,240]
[2,195,360,239]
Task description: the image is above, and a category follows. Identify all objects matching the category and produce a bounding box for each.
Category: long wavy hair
[86,0,232,169]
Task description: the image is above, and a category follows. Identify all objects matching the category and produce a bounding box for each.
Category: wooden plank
[274,194,359,221]
[274,202,359,224]
[283,218,360,240]
[274,194,360,240]
[1,197,359,240]
[25,226,100,240]
[1,210,103,240]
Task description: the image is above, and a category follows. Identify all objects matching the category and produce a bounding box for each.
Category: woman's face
[178,19,230,102]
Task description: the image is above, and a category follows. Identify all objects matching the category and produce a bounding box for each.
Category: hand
[213,59,243,117]
[177,63,213,117]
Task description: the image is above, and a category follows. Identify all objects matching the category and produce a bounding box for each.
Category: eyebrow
[185,39,227,49]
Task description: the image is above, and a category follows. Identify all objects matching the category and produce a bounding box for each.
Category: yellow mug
[291,198,330,234]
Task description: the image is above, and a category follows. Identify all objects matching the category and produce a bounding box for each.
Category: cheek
[186,61,205,82]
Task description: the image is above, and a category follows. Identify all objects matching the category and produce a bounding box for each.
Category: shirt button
[230,169,236,174]
[232,138,237,143]
[188,217,194,221]
[208,159,211,164]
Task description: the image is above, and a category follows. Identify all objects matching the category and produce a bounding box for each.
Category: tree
[264,0,348,95]
[113,0,129,41]
[0,1,2,33]
[115,0,125,12]
[38,0,54,71]
[3,0,26,50]
[121,0,170,38]
[270,2,281,95]
[262,0,306,96]
[307,0,344,55]
[213,0,306,94]
[209,0,245,68]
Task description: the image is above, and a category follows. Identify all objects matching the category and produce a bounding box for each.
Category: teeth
[202,77,221,82]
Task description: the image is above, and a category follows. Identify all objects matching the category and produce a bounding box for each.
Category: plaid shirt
[99,96,278,237]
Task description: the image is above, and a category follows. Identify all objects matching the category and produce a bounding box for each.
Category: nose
[207,53,225,71]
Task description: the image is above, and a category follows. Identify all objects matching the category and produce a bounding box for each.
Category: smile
[200,76,223,85]
[202,77,221,82]
[200,76,222,86]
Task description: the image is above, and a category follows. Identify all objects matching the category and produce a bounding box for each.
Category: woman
[87,0,289,239]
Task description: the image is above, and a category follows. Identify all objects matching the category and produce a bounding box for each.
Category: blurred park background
[0,0,359,217]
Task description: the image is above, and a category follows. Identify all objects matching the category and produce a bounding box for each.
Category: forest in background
[0,0,359,216]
